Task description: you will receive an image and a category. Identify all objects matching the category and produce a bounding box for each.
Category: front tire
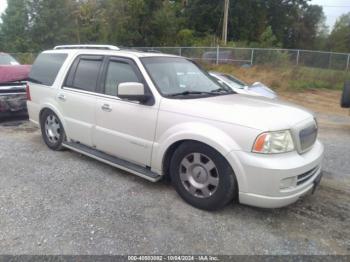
[40,110,66,151]
[170,141,236,210]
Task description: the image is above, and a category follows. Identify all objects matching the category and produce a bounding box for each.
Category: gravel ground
[0,113,349,255]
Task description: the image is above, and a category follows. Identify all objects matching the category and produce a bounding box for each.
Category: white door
[58,55,104,146]
[93,57,158,166]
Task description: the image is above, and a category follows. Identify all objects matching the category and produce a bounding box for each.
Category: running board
[62,141,161,182]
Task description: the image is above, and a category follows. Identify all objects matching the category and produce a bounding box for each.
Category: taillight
[26,83,31,101]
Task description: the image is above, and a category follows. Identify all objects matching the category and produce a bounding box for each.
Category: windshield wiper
[210,87,234,94]
[167,91,214,97]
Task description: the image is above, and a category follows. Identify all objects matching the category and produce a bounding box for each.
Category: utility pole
[222,0,229,45]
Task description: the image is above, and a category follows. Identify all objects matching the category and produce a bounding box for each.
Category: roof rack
[53,45,120,51]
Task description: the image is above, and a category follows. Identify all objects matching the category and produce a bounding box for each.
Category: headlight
[252,130,295,154]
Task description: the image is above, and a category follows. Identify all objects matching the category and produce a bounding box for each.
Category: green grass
[204,63,350,91]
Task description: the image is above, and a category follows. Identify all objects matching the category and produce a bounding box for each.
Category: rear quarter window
[29,53,67,86]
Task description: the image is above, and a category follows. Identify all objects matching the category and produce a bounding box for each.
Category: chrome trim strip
[62,87,142,105]
[0,92,26,96]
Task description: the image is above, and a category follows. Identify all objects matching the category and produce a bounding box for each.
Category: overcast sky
[0,0,350,30]
[0,0,6,17]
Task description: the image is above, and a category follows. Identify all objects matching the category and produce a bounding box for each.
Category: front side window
[71,57,103,92]
[104,60,140,96]
[141,57,231,97]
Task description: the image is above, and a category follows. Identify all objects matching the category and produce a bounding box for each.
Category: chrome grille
[299,123,317,152]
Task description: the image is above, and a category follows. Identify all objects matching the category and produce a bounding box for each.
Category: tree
[28,0,77,51]
[0,0,31,52]
[285,4,326,49]
[328,13,350,53]
[75,0,108,44]
[0,0,331,51]
[258,26,281,48]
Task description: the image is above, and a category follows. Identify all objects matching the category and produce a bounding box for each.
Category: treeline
[0,0,349,53]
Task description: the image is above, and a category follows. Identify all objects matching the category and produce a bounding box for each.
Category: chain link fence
[7,47,350,71]
[135,47,350,71]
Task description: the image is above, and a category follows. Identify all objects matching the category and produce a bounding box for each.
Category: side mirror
[117,82,150,103]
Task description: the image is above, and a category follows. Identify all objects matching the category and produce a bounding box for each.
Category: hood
[0,65,31,84]
[160,94,314,131]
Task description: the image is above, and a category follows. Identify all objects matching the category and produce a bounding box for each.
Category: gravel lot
[0,110,349,255]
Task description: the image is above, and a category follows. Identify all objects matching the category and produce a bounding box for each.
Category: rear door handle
[101,104,112,112]
[57,94,66,101]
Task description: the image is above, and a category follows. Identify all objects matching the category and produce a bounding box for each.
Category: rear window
[29,53,67,86]
[0,53,20,65]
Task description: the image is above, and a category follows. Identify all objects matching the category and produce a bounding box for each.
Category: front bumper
[227,140,324,208]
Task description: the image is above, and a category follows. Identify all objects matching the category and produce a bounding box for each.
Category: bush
[253,49,291,67]
[10,53,37,64]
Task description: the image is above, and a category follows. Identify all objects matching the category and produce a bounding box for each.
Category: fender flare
[151,122,241,174]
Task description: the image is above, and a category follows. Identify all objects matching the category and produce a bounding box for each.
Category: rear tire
[170,141,236,211]
[40,109,66,151]
[341,81,350,108]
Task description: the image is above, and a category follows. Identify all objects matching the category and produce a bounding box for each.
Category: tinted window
[29,53,67,86]
[71,58,102,92]
[104,60,140,96]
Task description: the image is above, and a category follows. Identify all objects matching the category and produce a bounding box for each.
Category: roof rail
[54,45,120,51]
[147,50,162,53]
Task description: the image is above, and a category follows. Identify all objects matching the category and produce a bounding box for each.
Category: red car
[0,53,31,118]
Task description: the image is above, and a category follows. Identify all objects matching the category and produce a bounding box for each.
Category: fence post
[179,47,182,56]
[296,50,300,66]
[250,49,255,66]
[216,45,220,65]
[346,54,350,71]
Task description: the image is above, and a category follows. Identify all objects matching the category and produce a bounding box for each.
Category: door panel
[57,88,96,146]
[94,98,158,166]
[58,55,103,146]
[93,57,158,166]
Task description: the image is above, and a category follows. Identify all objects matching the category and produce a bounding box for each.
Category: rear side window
[29,53,67,86]
[65,55,103,92]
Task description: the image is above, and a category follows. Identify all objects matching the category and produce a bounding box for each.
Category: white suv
[27,45,324,210]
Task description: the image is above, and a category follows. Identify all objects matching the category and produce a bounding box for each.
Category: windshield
[0,53,20,65]
[219,74,247,89]
[141,57,227,97]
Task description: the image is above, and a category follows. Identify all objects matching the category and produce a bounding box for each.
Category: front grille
[297,167,318,186]
[299,123,317,152]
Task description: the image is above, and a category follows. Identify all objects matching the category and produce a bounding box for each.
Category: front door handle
[101,104,112,112]
[57,94,66,101]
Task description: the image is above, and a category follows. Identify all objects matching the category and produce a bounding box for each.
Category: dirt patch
[280,89,349,116]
